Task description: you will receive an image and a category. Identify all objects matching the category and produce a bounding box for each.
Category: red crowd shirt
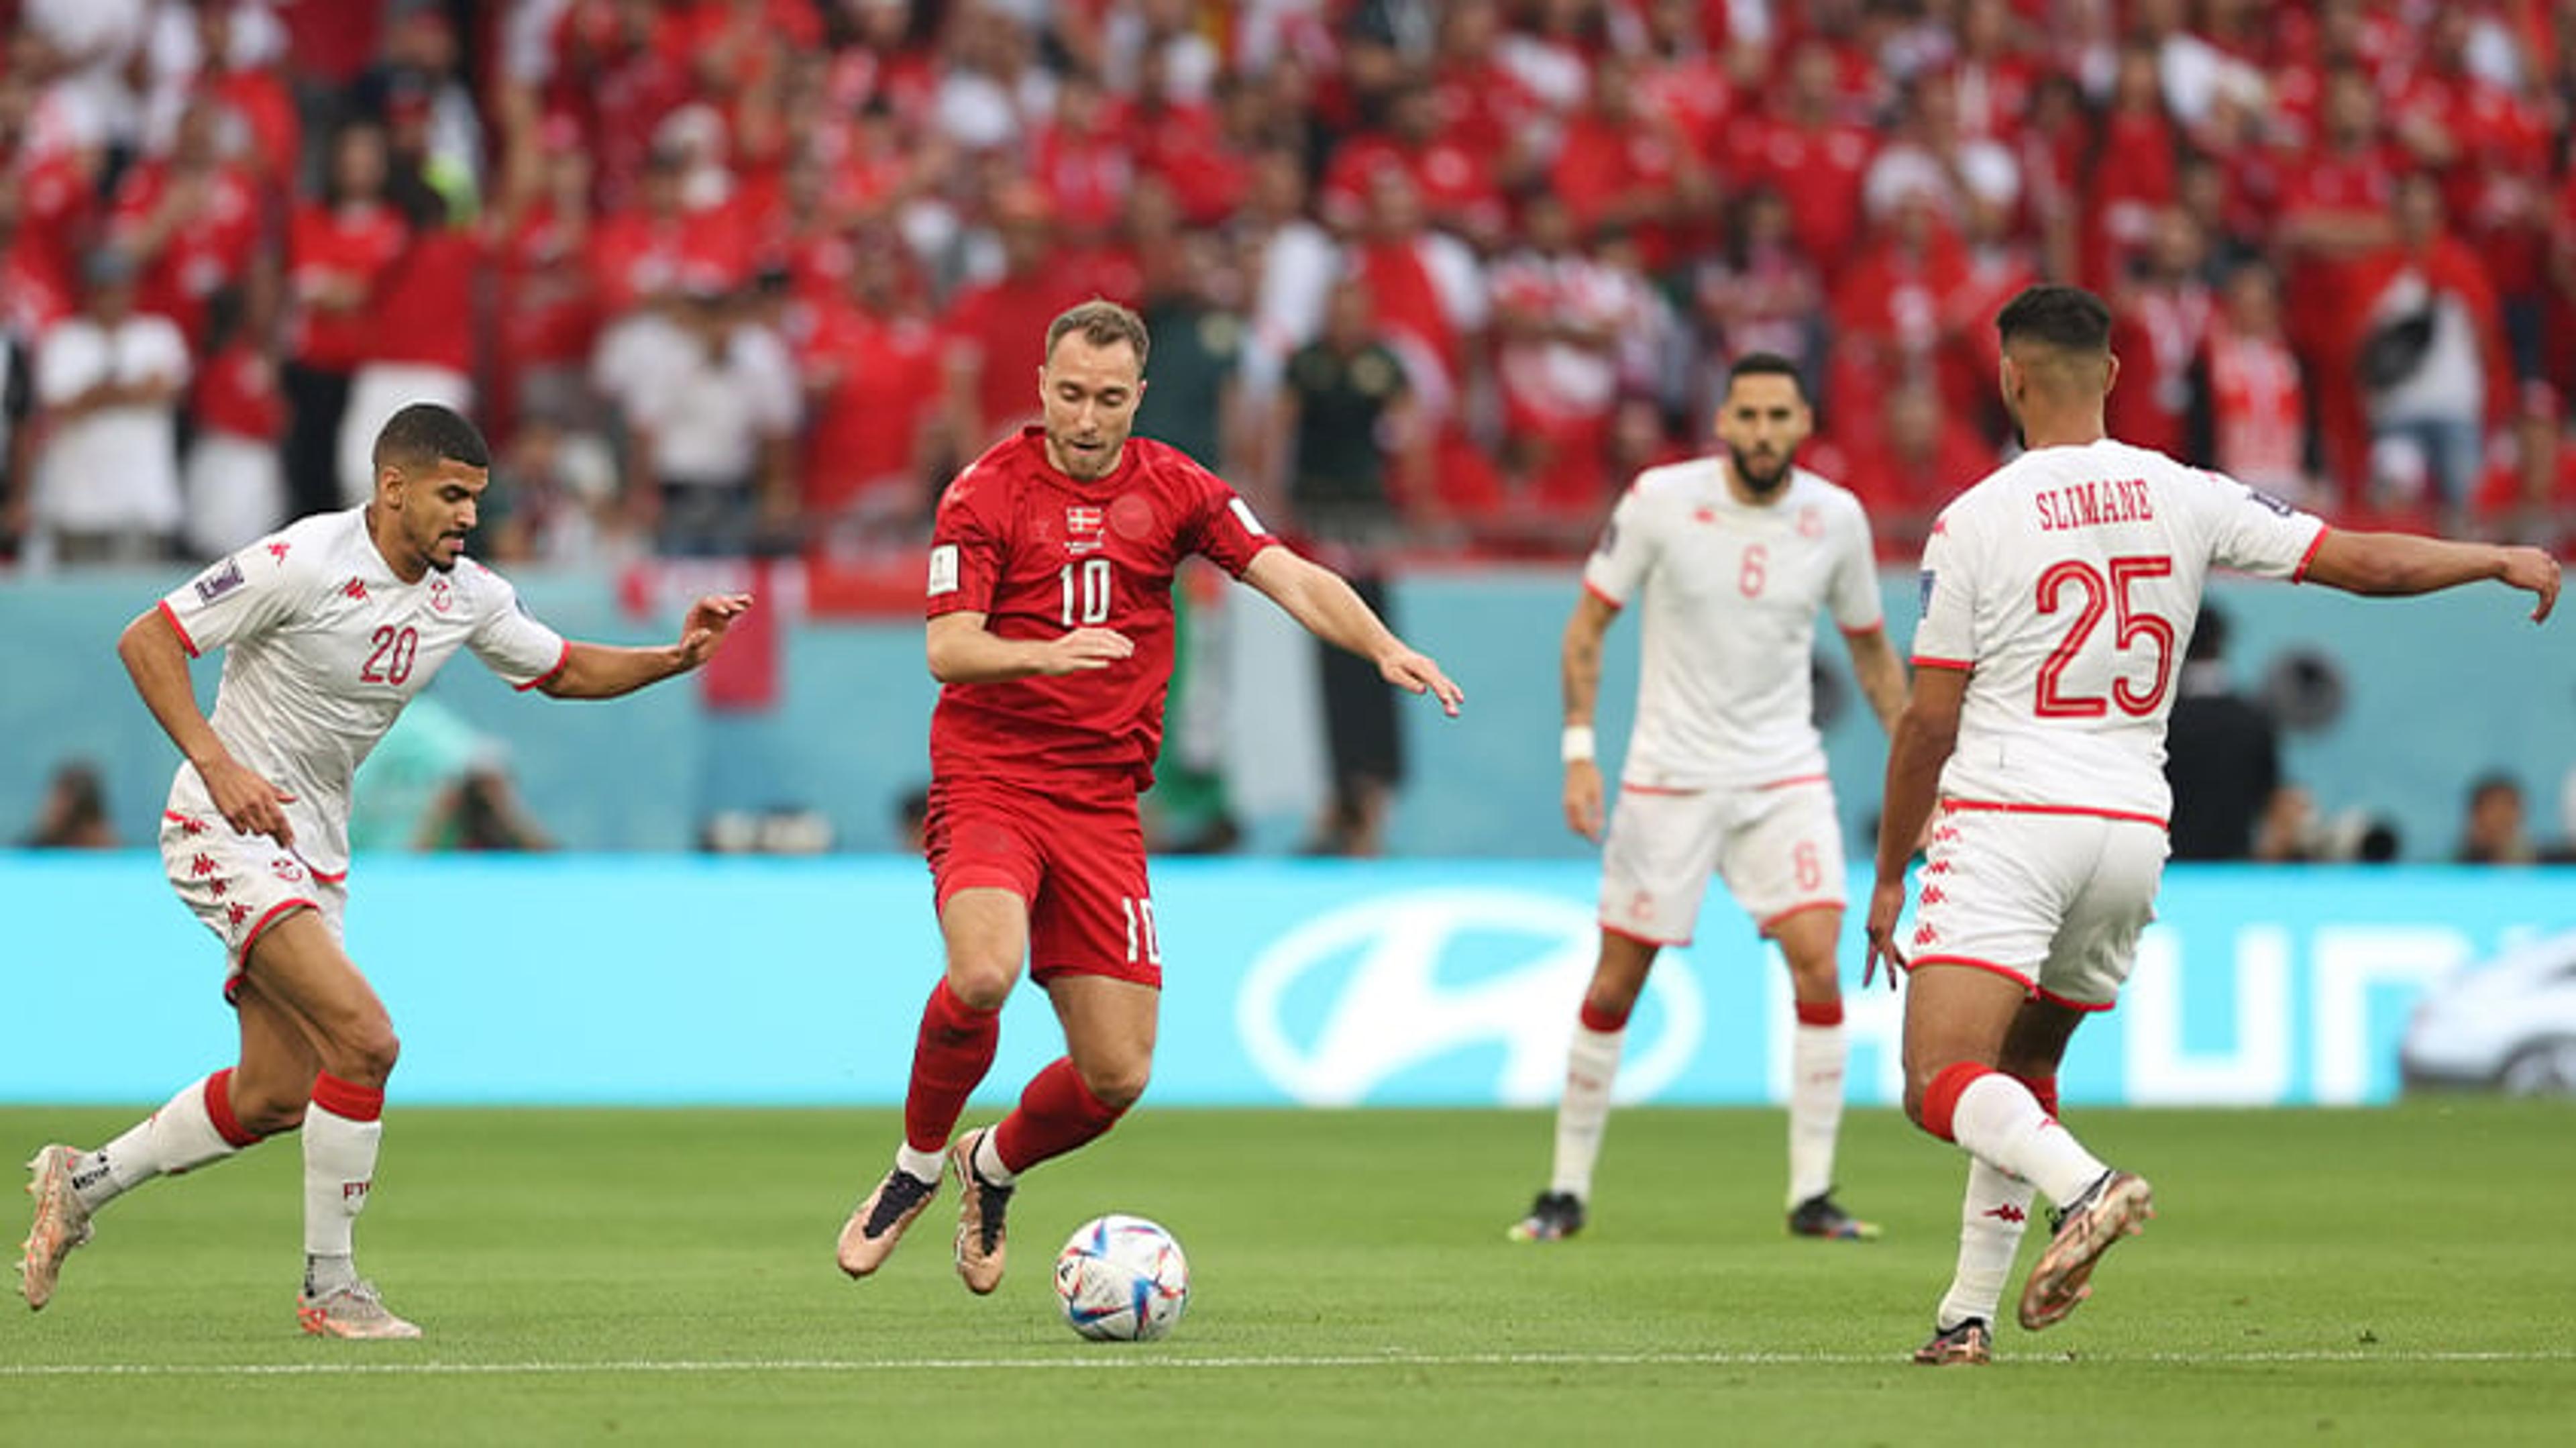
[924,429,1279,788]
[288,201,410,370]
[195,340,288,440]
[111,163,264,351]
[800,299,943,507]
[945,271,1099,441]
[365,227,482,372]
[1729,116,1875,272]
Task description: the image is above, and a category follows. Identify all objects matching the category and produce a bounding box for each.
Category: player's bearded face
[1040,335,1146,481]
[391,460,485,574]
[1714,374,1811,495]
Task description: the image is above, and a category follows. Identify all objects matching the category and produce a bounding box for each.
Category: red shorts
[926,774,1161,987]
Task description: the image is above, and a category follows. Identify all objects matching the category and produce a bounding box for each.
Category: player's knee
[1079,1059,1150,1113]
[331,1023,401,1086]
[230,1080,307,1137]
[945,962,1016,1013]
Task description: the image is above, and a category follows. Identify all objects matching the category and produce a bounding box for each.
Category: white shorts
[160,808,347,994]
[1599,778,1845,945]
[1905,804,2169,1011]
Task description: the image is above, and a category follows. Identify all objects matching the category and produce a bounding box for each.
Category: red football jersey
[926,429,1279,787]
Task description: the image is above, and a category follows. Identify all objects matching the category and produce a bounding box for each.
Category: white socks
[1935,1158,2037,1330]
[1548,1023,1625,1199]
[1786,1021,1847,1208]
[71,1074,249,1211]
[895,1143,945,1186]
[971,1129,1016,1188]
[1949,1073,2108,1209]
[302,1101,381,1263]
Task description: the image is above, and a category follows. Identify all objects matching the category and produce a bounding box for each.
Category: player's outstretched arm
[1242,548,1463,716]
[118,608,297,845]
[1864,664,1969,988]
[2301,531,2561,622]
[538,592,755,699]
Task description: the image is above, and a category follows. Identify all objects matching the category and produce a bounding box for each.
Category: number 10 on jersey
[1060,558,1114,625]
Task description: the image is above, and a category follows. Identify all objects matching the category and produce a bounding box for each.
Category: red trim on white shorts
[1758,773,1829,792]
[1910,654,1972,671]
[1758,899,1843,935]
[1941,798,2169,829]
[157,601,201,657]
[515,639,572,692]
[2035,983,2116,1014]
[1601,921,1687,948]
[307,861,348,884]
[2291,525,2330,584]
[1617,782,1703,797]
[1838,621,1885,637]
[1904,953,2036,992]
[1581,580,1625,611]
[233,897,317,963]
[1905,953,2114,1013]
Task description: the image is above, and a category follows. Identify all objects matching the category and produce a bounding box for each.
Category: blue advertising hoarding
[1,854,2563,1107]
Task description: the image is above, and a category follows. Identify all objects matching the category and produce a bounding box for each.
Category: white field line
[3,1348,2572,1378]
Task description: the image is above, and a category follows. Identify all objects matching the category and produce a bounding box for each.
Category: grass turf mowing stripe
[7,1348,2574,1376]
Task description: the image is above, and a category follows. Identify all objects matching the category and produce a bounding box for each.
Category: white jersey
[1583,461,1883,790]
[1911,439,2326,819]
[156,509,569,880]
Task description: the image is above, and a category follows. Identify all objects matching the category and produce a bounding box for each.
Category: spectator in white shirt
[25,248,190,566]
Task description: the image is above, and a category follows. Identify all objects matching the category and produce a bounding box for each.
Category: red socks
[904,982,1000,1154]
[991,1057,1125,1176]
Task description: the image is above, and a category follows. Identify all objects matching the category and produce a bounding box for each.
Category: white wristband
[1560,725,1597,764]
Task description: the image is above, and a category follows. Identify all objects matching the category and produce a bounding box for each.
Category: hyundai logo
[1236,888,1705,1105]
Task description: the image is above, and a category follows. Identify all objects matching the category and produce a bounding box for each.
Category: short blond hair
[1045,298,1151,372]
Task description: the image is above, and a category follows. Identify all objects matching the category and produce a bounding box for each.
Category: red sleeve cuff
[157,600,201,657]
[2290,524,2330,584]
[514,639,571,692]
[1910,655,1973,672]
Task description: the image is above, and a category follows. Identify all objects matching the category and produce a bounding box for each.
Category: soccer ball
[1053,1214,1189,1341]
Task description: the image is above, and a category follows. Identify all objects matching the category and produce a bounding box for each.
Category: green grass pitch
[5,1102,2571,1445]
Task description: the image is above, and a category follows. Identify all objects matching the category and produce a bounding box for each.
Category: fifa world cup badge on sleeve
[194,557,246,603]
[928,544,960,597]
[1918,570,1937,613]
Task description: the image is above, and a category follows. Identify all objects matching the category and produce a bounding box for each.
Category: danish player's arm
[537,592,755,699]
[1863,663,1969,987]
[1242,547,1464,716]
[1559,589,1618,841]
[2299,531,2559,623]
[925,612,1136,682]
[117,607,297,846]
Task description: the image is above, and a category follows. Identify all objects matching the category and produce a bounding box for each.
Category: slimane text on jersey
[2034,477,2155,532]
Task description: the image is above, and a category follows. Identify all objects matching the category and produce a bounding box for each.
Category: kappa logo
[267,541,292,562]
[1984,1203,2027,1224]
[1236,889,1704,1106]
[343,578,368,602]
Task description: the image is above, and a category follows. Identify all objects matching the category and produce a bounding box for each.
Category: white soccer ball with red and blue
[1053,1213,1189,1341]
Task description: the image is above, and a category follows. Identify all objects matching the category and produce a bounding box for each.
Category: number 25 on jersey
[2034,555,2175,718]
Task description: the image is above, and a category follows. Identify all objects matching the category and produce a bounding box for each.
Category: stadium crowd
[3,0,2575,572]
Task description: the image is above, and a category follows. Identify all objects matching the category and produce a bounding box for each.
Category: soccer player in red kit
[837,300,1464,1292]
